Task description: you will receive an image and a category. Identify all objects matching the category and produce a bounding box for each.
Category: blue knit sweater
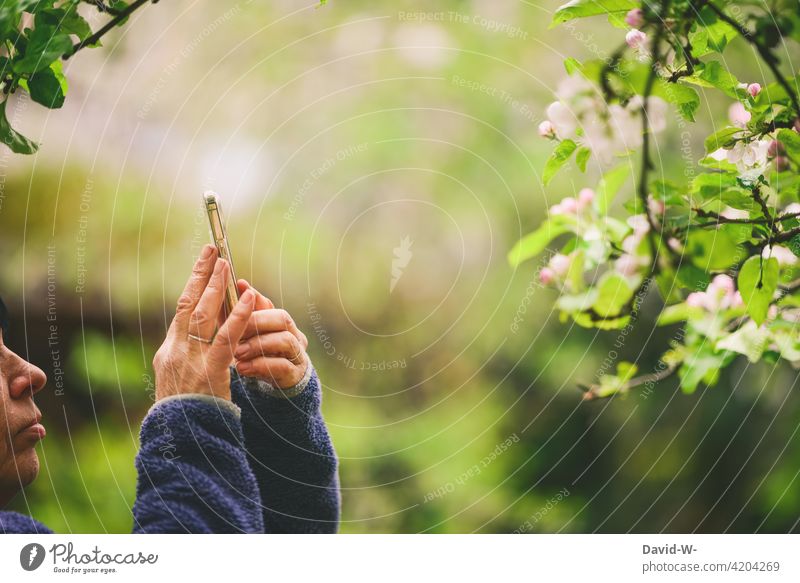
[0,366,339,534]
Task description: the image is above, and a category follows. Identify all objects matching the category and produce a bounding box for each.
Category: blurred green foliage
[0,0,798,533]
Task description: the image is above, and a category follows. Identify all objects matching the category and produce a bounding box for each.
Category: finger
[235,355,305,388]
[209,289,256,366]
[234,330,305,365]
[242,308,305,344]
[189,258,229,341]
[170,245,217,338]
[237,279,274,310]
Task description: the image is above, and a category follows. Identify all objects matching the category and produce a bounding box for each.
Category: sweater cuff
[240,357,314,400]
[149,393,241,420]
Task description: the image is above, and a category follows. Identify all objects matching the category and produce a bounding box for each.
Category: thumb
[237,279,274,310]
[209,289,256,366]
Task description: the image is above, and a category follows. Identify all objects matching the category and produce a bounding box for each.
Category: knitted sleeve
[231,365,340,533]
[132,394,264,533]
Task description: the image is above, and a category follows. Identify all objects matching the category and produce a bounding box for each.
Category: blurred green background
[1,0,799,533]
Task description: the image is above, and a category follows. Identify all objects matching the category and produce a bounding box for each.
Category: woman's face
[0,329,48,507]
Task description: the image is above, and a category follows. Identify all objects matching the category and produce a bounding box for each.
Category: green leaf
[788,234,800,259]
[595,163,631,214]
[738,256,779,325]
[704,126,742,154]
[686,229,740,270]
[658,303,704,326]
[551,0,637,27]
[694,61,747,100]
[13,26,73,74]
[543,139,577,185]
[0,100,38,154]
[28,61,66,108]
[678,345,732,393]
[656,80,700,122]
[716,320,768,363]
[575,147,591,172]
[689,6,739,56]
[37,7,92,42]
[777,128,800,164]
[508,216,574,266]
[593,272,634,317]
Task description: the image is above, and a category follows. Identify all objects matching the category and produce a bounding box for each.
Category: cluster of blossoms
[538,74,668,165]
[708,84,800,182]
[686,274,744,312]
[538,188,656,287]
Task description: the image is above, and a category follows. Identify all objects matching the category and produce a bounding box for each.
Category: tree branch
[67,0,156,58]
[707,1,800,117]
[580,362,680,401]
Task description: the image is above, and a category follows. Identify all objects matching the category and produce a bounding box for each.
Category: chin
[14,449,40,489]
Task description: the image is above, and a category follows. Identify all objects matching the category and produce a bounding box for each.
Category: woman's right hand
[152,244,255,402]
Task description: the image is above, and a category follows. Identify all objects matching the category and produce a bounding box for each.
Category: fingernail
[241,289,254,304]
[201,244,214,259]
[214,259,225,274]
[234,344,247,358]
[237,361,252,374]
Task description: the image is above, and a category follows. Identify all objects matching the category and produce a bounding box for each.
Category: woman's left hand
[233,280,310,389]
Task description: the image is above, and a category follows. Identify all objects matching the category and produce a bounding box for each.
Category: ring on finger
[188,333,214,344]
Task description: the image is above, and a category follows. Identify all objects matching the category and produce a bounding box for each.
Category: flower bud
[686,292,705,309]
[747,83,762,97]
[775,156,790,172]
[578,188,595,209]
[625,29,648,51]
[625,8,644,28]
[559,197,579,214]
[538,120,556,139]
[728,102,751,128]
[549,254,572,277]
[539,267,555,286]
[767,140,785,157]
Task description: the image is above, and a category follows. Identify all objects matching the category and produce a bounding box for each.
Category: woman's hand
[233,279,310,389]
[153,245,256,402]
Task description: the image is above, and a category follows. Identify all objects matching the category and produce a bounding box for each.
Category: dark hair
[0,295,8,336]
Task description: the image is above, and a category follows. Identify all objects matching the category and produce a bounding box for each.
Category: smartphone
[204,191,240,316]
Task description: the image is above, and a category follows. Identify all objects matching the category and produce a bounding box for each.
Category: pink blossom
[768,140,785,157]
[625,29,648,51]
[747,83,762,97]
[728,102,751,128]
[578,188,595,209]
[549,254,572,277]
[559,197,579,214]
[539,267,555,285]
[538,120,556,138]
[763,245,798,266]
[686,292,705,308]
[710,274,735,295]
[731,291,744,309]
[720,206,750,220]
[625,9,644,28]
[621,236,638,254]
[615,254,640,277]
[648,196,665,216]
[545,101,577,139]
[627,214,650,238]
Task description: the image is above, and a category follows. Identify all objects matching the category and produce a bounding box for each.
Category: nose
[8,356,47,399]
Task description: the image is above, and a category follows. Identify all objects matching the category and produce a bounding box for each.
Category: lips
[16,415,46,441]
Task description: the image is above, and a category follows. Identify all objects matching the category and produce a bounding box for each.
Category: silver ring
[188,333,214,344]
